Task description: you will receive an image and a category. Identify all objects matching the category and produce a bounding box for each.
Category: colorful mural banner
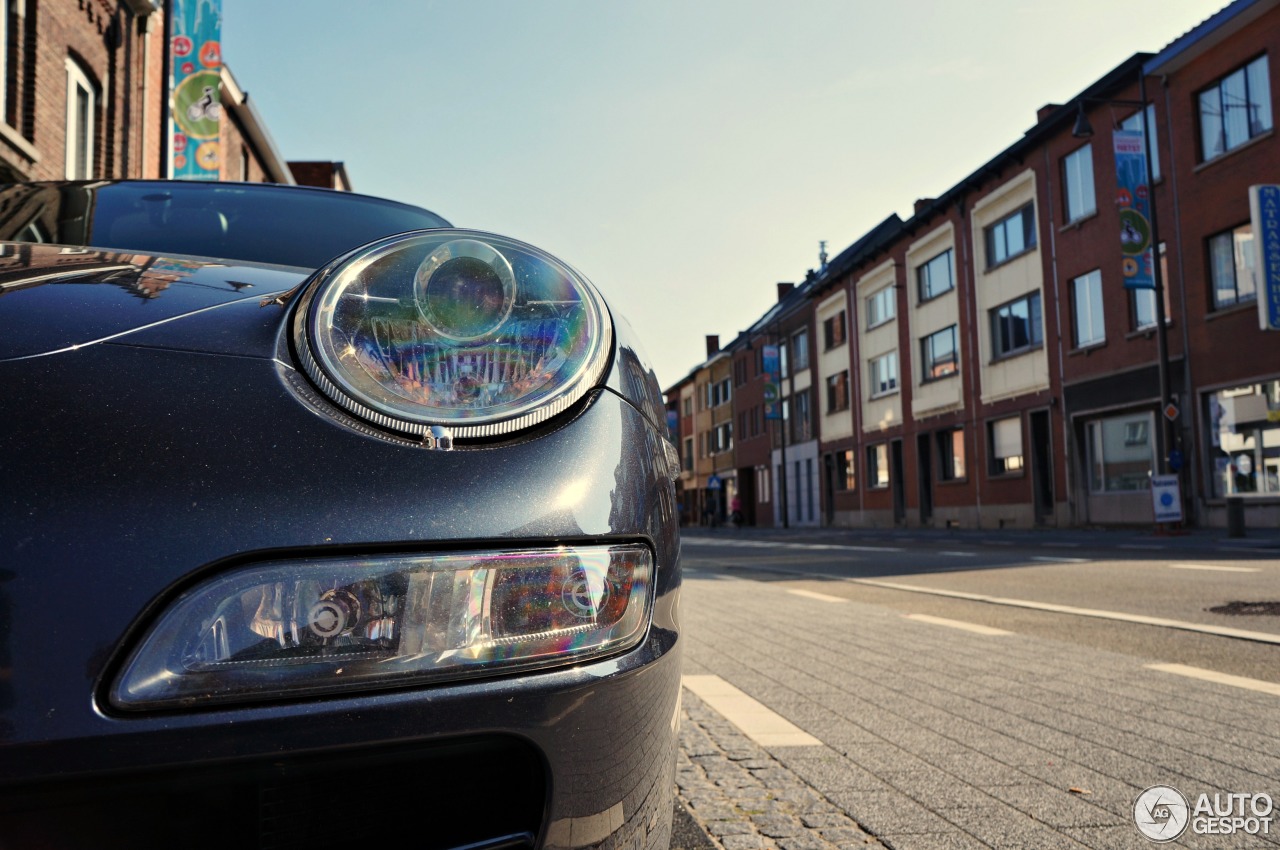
[1250,184,1280,331]
[762,344,781,420]
[170,0,223,180]
[1113,129,1155,290]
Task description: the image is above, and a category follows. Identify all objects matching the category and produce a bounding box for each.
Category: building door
[917,433,933,525]
[891,439,906,525]
[1030,410,1054,524]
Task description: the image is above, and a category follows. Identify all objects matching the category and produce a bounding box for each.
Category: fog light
[111,545,652,710]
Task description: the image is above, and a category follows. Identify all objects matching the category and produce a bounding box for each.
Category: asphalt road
[674,530,1280,849]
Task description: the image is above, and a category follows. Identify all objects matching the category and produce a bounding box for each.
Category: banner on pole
[1113,129,1155,290]
[170,0,223,180]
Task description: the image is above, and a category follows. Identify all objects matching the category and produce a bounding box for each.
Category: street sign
[1163,403,1179,422]
[1249,185,1280,331]
[1151,474,1183,524]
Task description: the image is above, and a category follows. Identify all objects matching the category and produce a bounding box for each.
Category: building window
[1087,413,1155,493]
[682,437,693,472]
[920,325,958,381]
[836,449,855,491]
[867,444,889,488]
[1071,270,1105,348]
[990,292,1043,359]
[917,249,954,302]
[1119,105,1161,181]
[791,328,810,371]
[988,416,1024,475]
[1199,55,1272,162]
[755,465,771,503]
[823,310,847,349]
[937,428,966,481]
[1063,144,1096,223]
[790,390,812,443]
[984,204,1036,268]
[1209,224,1255,310]
[1132,243,1170,330]
[866,286,895,328]
[65,59,97,180]
[1206,381,1280,498]
[869,351,898,397]
[825,370,850,413]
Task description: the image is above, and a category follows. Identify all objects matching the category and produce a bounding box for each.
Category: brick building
[667,0,1280,529]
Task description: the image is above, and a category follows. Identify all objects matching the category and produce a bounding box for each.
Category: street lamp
[1071,72,1177,483]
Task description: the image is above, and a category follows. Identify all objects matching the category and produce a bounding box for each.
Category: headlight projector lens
[415,239,515,341]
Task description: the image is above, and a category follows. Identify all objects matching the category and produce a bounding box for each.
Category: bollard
[1226,496,1246,538]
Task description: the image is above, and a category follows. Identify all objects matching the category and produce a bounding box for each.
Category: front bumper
[0,341,681,849]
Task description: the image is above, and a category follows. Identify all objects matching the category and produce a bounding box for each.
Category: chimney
[776,282,794,301]
[913,197,935,215]
[705,335,720,358]
[1036,103,1062,123]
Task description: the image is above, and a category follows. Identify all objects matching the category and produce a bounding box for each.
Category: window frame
[826,369,850,413]
[920,325,959,382]
[988,416,1025,477]
[1063,143,1097,223]
[867,443,889,489]
[916,249,955,302]
[989,291,1044,360]
[868,350,899,398]
[937,428,966,482]
[65,58,97,180]
[984,203,1037,269]
[866,286,896,329]
[1208,223,1256,310]
[1198,55,1272,162]
[1119,105,1161,181]
[1071,269,1105,349]
[823,310,847,350]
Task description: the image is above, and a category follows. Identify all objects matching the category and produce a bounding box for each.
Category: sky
[222,0,1228,389]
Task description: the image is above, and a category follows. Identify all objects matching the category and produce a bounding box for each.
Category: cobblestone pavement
[675,561,1280,850]
[678,690,885,850]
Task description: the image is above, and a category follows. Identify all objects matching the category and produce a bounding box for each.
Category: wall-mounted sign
[1249,185,1280,331]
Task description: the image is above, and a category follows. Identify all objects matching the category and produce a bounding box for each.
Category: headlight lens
[112,545,652,710]
[294,230,612,438]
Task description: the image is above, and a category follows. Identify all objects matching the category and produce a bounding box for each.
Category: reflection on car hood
[0,243,305,360]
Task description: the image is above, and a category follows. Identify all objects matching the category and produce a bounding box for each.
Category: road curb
[677,690,885,850]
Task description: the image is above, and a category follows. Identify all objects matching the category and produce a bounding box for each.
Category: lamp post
[1071,73,1176,480]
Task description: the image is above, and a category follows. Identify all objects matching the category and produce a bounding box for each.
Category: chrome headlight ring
[293,230,613,439]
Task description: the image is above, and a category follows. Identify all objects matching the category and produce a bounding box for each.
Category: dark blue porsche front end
[0,182,681,850]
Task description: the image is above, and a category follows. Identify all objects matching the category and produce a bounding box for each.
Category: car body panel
[0,184,680,850]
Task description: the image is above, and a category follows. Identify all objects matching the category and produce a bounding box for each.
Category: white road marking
[1032,556,1091,564]
[682,675,822,747]
[787,588,847,603]
[1146,664,1280,697]
[853,579,1280,645]
[902,613,1011,636]
[682,536,902,553]
[1168,563,1260,573]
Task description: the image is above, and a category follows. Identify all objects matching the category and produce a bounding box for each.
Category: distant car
[0,180,681,850]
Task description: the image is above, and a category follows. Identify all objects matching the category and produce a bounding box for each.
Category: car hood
[0,243,306,361]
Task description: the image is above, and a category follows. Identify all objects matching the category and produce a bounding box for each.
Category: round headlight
[294,230,612,438]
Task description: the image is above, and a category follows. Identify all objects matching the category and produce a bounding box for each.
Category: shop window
[1086,413,1155,493]
[1206,381,1280,498]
